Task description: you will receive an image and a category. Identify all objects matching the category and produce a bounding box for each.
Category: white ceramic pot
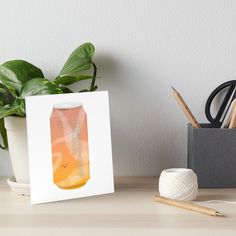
[4,117,29,184]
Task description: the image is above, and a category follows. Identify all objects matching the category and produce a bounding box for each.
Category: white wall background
[1,0,236,176]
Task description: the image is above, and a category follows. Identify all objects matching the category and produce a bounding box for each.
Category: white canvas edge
[25,91,114,204]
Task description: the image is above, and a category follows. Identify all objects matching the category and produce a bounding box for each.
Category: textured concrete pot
[4,117,29,184]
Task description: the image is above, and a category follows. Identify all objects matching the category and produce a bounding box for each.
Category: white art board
[25,91,114,204]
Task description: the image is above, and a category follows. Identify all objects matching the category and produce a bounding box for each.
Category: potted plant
[0,42,98,185]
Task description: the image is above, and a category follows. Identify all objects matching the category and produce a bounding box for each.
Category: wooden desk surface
[0,176,236,236]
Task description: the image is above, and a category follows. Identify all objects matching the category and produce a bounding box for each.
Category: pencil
[229,100,236,128]
[155,196,223,217]
[171,86,201,128]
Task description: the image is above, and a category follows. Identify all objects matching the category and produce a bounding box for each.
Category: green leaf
[79,89,89,92]
[60,42,95,77]
[54,75,94,86]
[0,83,15,107]
[0,60,44,95]
[0,119,8,149]
[79,85,98,93]
[0,105,24,119]
[89,85,98,91]
[0,85,25,149]
[60,87,73,93]
[0,102,25,149]
[14,98,26,116]
[20,78,63,98]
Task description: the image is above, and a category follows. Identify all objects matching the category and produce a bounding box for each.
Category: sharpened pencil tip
[171,86,176,91]
[216,212,223,216]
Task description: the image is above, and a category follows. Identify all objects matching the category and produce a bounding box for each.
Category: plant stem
[90,62,97,91]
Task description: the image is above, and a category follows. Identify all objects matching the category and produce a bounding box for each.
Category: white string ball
[159,168,198,201]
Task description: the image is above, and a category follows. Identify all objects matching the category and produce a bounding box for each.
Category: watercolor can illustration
[50,102,90,189]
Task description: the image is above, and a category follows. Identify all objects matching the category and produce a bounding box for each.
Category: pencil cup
[187,123,236,187]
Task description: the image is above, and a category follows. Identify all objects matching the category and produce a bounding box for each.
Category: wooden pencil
[171,86,201,128]
[155,196,223,217]
[229,100,236,128]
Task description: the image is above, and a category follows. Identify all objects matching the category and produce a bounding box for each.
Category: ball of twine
[159,168,198,201]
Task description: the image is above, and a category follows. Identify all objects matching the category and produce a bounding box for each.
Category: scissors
[205,80,236,127]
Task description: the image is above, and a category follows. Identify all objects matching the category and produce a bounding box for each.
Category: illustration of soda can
[50,102,90,189]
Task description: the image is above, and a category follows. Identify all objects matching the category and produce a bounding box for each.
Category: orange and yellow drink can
[50,102,90,189]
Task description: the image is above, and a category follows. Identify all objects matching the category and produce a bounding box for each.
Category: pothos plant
[0,42,98,149]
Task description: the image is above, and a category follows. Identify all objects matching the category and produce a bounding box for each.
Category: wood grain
[0,177,236,236]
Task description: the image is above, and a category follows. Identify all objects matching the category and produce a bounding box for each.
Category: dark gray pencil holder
[187,123,236,188]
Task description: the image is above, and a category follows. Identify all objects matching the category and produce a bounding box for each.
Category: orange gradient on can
[50,102,90,189]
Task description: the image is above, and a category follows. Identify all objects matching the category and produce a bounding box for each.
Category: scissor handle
[205,80,236,125]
